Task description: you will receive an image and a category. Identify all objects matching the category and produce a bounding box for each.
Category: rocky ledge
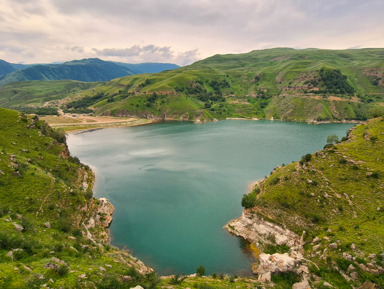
[224,210,300,248]
[225,209,311,285]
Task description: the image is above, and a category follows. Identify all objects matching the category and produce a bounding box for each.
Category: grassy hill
[232,117,384,288]
[57,48,384,122]
[0,108,158,288]
[1,48,383,122]
[0,80,101,115]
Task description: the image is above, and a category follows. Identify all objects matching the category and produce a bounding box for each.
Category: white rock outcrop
[256,253,297,274]
[225,210,299,247]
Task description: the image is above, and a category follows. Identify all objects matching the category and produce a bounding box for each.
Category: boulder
[51,257,67,266]
[257,271,271,282]
[347,264,356,272]
[44,263,59,270]
[14,223,24,232]
[255,253,296,274]
[130,286,144,289]
[329,243,338,250]
[122,275,133,282]
[358,281,379,289]
[6,251,13,261]
[44,221,51,229]
[292,280,311,289]
[313,244,321,251]
[312,237,320,244]
[343,252,353,261]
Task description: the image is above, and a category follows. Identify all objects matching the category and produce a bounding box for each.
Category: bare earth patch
[41,114,152,132]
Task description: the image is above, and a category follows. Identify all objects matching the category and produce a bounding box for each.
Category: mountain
[0,58,180,85]
[226,117,384,288]
[0,58,135,85]
[59,48,384,122]
[0,59,17,76]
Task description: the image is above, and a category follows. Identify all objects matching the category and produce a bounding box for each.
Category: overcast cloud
[0,0,383,65]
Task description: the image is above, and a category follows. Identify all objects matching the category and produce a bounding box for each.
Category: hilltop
[226,117,384,288]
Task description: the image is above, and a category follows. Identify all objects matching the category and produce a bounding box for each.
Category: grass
[249,117,384,287]
[0,107,157,288]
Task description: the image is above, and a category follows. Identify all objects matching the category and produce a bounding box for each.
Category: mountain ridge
[0,58,179,85]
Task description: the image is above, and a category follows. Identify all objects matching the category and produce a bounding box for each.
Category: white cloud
[0,0,383,65]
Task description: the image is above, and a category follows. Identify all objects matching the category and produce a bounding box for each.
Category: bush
[327,134,339,145]
[300,154,312,165]
[196,265,206,276]
[169,274,186,285]
[241,192,257,208]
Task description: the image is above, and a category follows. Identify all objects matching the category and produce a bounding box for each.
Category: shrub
[196,265,206,276]
[327,134,339,145]
[57,265,69,276]
[241,192,257,208]
[169,274,186,285]
[270,177,280,185]
[300,154,312,165]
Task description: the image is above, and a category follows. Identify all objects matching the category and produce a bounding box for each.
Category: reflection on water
[67,120,354,275]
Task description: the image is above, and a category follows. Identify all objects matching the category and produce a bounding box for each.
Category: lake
[67,120,354,275]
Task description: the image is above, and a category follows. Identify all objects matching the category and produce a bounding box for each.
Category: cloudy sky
[1,0,383,65]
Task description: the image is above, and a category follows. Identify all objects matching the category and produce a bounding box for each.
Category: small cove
[67,120,354,275]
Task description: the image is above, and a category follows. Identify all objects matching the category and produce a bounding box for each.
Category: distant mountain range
[0,58,179,85]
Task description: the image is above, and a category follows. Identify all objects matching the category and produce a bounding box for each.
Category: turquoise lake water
[67,120,354,275]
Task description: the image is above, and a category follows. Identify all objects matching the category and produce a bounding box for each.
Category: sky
[1,0,383,66]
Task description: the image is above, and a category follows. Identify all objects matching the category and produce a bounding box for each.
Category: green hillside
[234,117,384,288]
[59,48,384,122]
[0,108,158,288]
[2,48,383,122]
[0,80,101,115]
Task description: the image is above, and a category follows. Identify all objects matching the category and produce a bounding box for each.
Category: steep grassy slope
[63,48,384,122]
[0,108,158,288]
[237,118,384,288]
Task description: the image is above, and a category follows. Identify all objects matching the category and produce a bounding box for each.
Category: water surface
[67,120,354,275]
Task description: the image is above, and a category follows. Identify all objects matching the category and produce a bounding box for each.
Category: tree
[327,134,339,145]
[241,192,257,208]
[196,265,206,276]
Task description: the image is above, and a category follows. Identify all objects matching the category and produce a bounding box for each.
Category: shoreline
[42,113,365,135]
